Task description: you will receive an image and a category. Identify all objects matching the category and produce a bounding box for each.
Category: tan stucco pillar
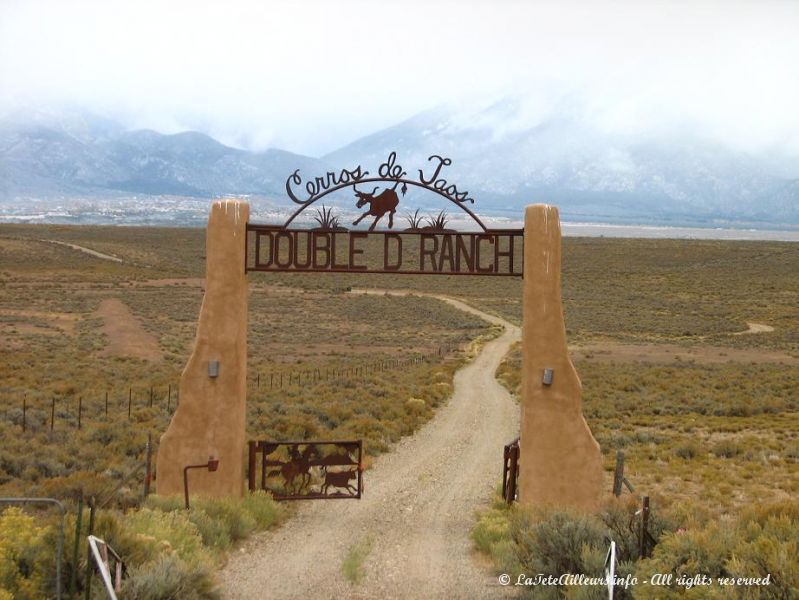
[156,199,249,497]
[518,204,602,511]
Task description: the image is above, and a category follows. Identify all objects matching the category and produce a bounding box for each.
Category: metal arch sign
[245,152,523,276]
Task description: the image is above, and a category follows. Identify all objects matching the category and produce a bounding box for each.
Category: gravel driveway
[220,291,520,600]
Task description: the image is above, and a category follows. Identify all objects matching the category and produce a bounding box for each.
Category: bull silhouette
[352,183,401,231]
[321,468,358,496]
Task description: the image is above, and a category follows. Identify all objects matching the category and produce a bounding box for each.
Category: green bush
[192,497,255,542]
[511,508,608,580]
[471,501,519,576]
[239,490,284,529]
[122,554,219,600]
[0,508,50,600]
[144,494,184,513]
[123,508,208,564]
[711,439,743,458]
[143,492,283,551]
[598,497,676,563]
[634,501,799,599]
[187,510,232,551]
[674,441,702,460]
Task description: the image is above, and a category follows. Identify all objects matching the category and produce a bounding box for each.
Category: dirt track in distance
[96,298,162,361]
[220,291,519,600]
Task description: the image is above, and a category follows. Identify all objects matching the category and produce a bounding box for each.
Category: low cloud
[1,0,797,157]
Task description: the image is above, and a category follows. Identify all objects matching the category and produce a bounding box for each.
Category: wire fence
[1,344,460,433]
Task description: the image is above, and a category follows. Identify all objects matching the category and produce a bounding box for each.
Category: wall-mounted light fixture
[208,360,220,378]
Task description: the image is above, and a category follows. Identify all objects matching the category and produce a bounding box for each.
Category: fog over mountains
[1,101,798,227]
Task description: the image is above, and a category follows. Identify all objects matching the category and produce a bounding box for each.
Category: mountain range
[1,102,797,227]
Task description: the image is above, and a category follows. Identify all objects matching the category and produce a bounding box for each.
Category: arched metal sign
[246,152,523,276]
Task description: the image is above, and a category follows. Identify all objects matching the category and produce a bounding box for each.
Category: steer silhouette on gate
[352,183,402,230]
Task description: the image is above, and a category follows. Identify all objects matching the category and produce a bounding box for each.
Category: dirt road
[41,239,124,262]
[220,291,519,600]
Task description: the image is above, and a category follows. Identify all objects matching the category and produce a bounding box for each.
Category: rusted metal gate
[248,440,363,500]
[502,437,520,504]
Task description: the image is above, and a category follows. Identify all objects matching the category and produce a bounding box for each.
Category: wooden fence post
[77,396,82,430]
[639,496,650,559]
[22,396,26,433]
[50,397,55,432]
[70,496,83,595]
[83,498,96,600]
[144,433,153,498]
[613,451,624,496]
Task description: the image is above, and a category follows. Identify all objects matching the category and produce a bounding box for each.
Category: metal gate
[247,440,363,500]
[502,437,520,504]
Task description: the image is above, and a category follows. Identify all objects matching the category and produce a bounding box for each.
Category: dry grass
[1,223,797,515]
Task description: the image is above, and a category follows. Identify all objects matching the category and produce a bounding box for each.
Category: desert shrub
[471,498,519,575]
[473,496,681,599]
[123,508,208,563]
[122,553,219,600]
[144,494,184,513]
[511,508,607,579]
[786,444,799,461]
[598,497,676,563]
[674,441,701,460]
[186,510,232,551]
[192,497,256,542]
[0,508,50,599]
[143,492,283,551]
[634,501,799,599]
[712,439,743,458]
[239,490,284,529]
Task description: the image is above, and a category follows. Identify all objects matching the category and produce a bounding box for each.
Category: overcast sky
[1,0,798,157]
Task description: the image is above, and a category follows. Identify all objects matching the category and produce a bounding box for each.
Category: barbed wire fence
[2,343,461,432]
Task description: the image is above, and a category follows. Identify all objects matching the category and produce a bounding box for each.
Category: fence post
[257,373,260,389]
[127,388,132,419]
[77,396,82,430]
[149,386,153,408]
[22,396,26,433]
[613,451,624,497]
[104,391,108,417]
[639,496,650,559]
[70,496,83,595]
[51,397,56,432]
[167,384,171,411]
[144,433,153,498]
[84,498,96,600]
